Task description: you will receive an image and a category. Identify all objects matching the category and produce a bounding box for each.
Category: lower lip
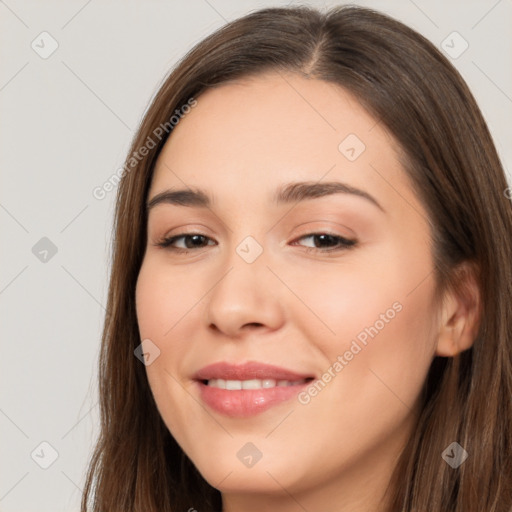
[196,381,309,417]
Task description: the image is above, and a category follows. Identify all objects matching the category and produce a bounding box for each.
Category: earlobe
[435,261,481,357]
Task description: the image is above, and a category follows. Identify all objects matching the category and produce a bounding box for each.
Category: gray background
[1,0,510,510]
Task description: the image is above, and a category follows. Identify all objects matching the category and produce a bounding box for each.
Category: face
[135,72,441,506]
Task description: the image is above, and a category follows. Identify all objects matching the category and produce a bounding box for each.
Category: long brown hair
[81,5,512,511]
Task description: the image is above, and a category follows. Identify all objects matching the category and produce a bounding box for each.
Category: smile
[205,378,310,389]
[194,362,314,417]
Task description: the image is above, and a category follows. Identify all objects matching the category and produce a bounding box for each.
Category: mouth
[193,361,315,417]
[203,377,311,389]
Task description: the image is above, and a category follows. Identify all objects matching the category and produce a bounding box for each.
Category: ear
[435,261,481,357]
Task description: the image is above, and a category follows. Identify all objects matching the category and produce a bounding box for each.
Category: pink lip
[194,361,313,381]
[194,361,314,418]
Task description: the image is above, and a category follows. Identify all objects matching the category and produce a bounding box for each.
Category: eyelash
[154,232,357,254]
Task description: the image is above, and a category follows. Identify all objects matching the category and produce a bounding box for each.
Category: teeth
[242,379,263,390]
[206,378,307,389]
[225,380,242,390]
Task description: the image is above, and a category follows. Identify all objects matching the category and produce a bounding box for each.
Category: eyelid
[156,224,214,240]
[292,219,357,239]
[153,218,358,251]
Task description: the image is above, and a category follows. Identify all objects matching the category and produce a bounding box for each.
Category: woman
[81,5,512,512]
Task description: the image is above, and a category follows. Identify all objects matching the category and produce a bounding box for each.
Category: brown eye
[292,233,357,252]
[155,233,216,251]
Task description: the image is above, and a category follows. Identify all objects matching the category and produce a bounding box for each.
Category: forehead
[149,72,406,207]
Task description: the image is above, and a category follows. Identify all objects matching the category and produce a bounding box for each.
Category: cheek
[288,242,438,412]
[135,257,206,343]
[360,274,438,409]
[279,251,436,359]
[135,258,213,439]
[277,257,437,473]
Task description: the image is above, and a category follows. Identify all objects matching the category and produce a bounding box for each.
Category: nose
[203,243,286,338]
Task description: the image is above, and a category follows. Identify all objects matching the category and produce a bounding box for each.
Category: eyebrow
[146,181,384,213]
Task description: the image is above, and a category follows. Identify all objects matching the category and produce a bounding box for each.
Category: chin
[187,441,310,494]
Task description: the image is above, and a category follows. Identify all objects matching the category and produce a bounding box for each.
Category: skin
[135,71,480,512]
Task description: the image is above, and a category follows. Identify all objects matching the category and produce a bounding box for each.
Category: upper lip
[194,361,314,382]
